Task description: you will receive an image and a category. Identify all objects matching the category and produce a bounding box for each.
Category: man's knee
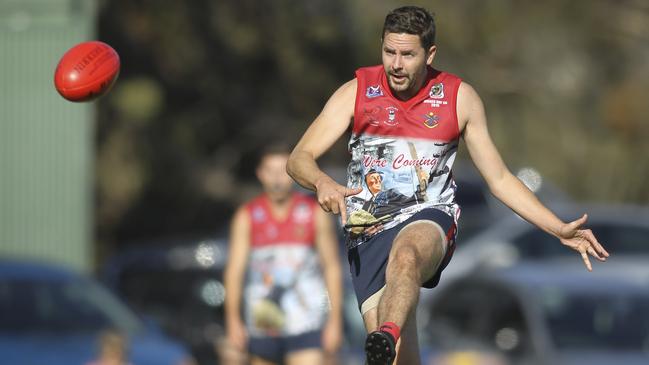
[386,244,425,286]
[390,245,419,270]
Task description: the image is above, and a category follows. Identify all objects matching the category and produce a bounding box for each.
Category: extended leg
[366,221,447,364]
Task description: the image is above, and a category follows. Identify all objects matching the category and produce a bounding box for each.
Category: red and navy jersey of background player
[346,65,462,247]
[246,192,317,247]
[243,192,327,337]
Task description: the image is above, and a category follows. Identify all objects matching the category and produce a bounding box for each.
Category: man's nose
[392,55,402,70]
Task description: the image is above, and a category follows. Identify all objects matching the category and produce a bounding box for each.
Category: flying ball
[54,41,120,102]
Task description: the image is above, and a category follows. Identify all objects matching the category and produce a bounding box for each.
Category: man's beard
[388,73,411,92]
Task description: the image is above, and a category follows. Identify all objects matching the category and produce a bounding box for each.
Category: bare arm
[223,207,251,349]
[287,79,363,224]
[459,81,609,270]
[314,207,344,353]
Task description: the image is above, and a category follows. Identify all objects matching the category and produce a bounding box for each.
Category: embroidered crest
[429,83,444,99]
[366,85,383,98]
[423,112,440,128]
[385,106,399,126]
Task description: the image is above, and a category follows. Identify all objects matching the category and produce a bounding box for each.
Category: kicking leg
[366,221,447,364]
[380,221,446,327]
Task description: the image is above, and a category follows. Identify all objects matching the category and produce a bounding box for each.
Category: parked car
[0,259,194,365]
[101,237,228,365]
[443,203,649,285]
[422,261,649,365]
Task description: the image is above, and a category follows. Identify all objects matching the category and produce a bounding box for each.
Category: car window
[512,229,566,259]
[541,288,649,350]
[0,278,141,334]
[587,224,649,255]
[117,269,225,336]
[427,283,533,359]
[514,223,649,259]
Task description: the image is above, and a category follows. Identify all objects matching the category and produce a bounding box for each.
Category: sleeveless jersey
[346,65,462,247]
[243,192,328,337]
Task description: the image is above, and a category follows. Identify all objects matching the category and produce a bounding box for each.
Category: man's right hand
[226,319,248,352]
[314,175,362,225]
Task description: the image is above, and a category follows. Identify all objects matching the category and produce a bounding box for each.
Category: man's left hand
[558,214,610,271]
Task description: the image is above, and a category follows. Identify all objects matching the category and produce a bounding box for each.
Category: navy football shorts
[347,207,457,313]
[248,330,322,362]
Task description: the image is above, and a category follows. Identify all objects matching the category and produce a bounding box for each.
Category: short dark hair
[256,142,292,167]
[382,6,436,50]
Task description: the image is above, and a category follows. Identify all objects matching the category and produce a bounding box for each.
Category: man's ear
[255,166,263,182]
[426,45,437,66]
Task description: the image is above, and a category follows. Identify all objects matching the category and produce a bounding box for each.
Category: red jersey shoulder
[356,65,387,100]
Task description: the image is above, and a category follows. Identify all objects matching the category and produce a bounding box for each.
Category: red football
[54,41,120,102]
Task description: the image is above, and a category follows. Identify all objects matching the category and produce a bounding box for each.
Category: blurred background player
[224,143,343,365]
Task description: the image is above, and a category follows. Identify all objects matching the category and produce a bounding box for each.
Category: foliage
[96,0,649,245]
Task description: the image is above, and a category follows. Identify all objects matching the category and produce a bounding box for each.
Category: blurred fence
[0,0,97,270]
